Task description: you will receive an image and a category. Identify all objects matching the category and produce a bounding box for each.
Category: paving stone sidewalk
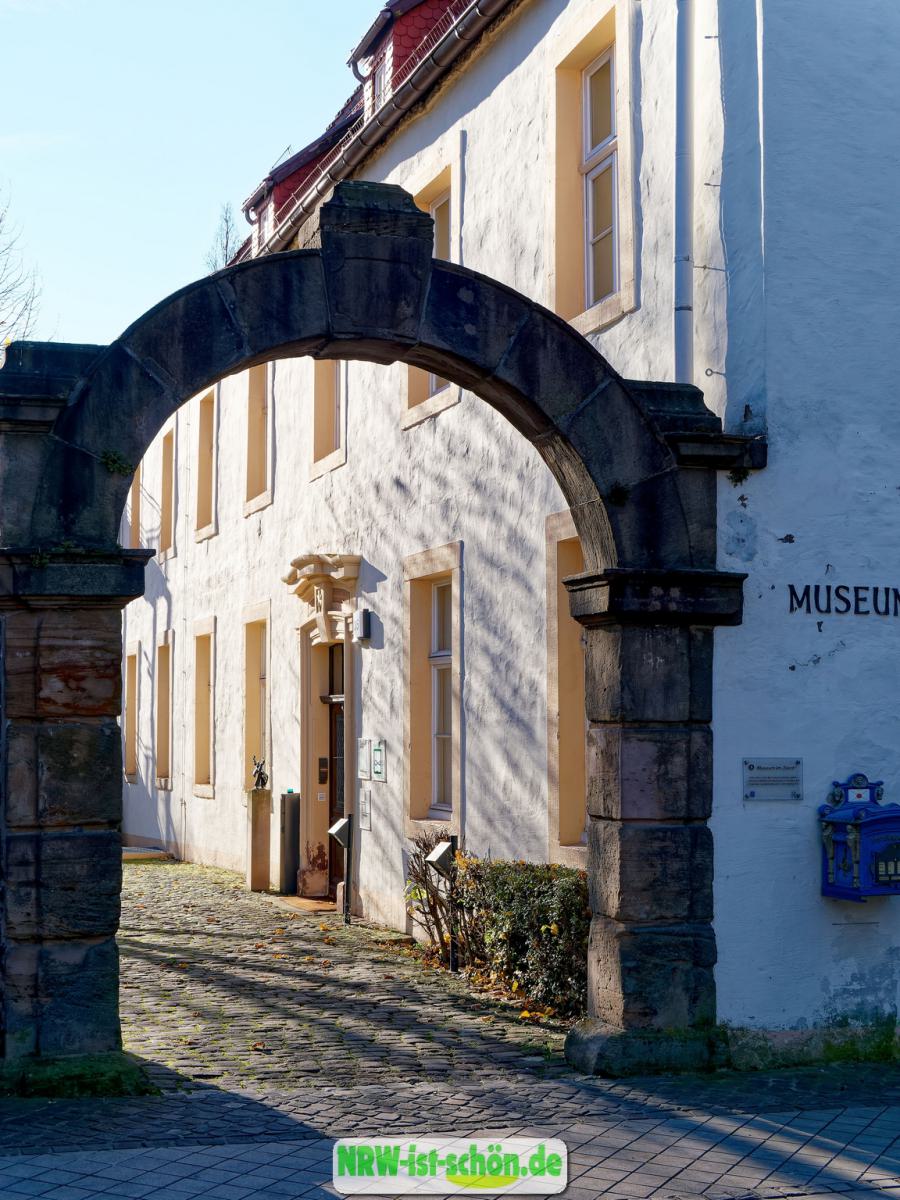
[1,862,900,1199]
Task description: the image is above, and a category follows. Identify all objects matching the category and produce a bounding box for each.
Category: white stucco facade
[122,0,900,1032]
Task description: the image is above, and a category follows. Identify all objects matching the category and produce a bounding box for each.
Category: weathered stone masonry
[0,182,760,1073]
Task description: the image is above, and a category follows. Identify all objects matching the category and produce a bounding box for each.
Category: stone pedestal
[246,789,272,892]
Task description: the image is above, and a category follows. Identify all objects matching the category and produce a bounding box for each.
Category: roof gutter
[262,0,515,254]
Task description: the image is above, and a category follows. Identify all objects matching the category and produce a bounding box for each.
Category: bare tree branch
[0,188,40,356]
[204,202,243,273]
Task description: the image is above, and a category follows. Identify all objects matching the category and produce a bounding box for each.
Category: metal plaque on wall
[357,738,371,781]
[742,758,803,802]
[359,789,372,831]
[372,739,386,783]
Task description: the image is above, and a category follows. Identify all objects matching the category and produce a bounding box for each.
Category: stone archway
[0,181,752,1074]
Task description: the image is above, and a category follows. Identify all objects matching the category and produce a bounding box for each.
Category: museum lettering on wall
[788,584,900,617]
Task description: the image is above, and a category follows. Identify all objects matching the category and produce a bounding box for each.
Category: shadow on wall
[122,364,566,875]
[718,1,766,435]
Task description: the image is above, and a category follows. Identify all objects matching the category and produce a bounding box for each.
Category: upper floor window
[159,430,175,557]
[553,9,636,332]
[405,169,459,423]
[426,191,451,396]
[195,390,216,538]
[310,359,347,480]
[582,50,617,308]
[245,364,271,513]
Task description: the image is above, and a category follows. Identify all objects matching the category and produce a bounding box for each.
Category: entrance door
[326,643,345,898]
[328,701,345,895]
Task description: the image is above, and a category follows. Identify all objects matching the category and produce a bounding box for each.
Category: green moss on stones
[99,449,134,476]
[0,1052,158,1098]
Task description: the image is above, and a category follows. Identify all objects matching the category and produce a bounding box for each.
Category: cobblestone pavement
[1,862,900,1199]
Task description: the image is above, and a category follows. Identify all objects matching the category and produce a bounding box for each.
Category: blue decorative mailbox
[819,773,900,900]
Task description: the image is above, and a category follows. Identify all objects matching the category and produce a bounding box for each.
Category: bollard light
[328,816,353,924]
[426,839,455,877]
[425,835,459,972]
[328,817,351,850]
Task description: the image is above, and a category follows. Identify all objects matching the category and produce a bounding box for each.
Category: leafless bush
[204,202,243,273]
[0,188,40,355]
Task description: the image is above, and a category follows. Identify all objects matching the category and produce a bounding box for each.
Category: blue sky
[1,0,378,343]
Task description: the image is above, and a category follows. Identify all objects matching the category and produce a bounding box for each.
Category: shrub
[404,829,590,1016]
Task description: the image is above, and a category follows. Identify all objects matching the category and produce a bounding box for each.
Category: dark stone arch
[0,181,751,1075]
[28,183,694,574]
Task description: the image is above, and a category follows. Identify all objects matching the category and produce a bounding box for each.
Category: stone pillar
[246,789,272,892]
[564,567,744,1076]
[0,553,149,1060]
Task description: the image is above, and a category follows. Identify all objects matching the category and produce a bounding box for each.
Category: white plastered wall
[122,0,900,1028]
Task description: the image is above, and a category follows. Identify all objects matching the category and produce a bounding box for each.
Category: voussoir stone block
[2,937,120,1059]
[5,721,123,828]
[587,725,712,821]
[5,830,122,938]
[417,264,536,392]
[588,914,717,1030]
[587,820,713,923]
[119,279,249,409]
[224,251,329,361]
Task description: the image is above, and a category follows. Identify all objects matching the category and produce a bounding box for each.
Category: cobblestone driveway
[1,861,900,1200]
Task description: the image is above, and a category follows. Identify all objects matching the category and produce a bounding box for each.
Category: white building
[122,0,900,1041]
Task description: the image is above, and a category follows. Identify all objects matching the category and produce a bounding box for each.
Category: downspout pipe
[674,0,694,384]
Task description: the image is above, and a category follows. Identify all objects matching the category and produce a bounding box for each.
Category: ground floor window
[546,512,588,862]
[193,619,215,794]
[156,630,173,785]
[244,615,269,789]
[403,542,462,833]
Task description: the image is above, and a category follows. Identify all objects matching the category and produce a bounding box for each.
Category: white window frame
[429,579,453,816]
[581,48,618,310]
